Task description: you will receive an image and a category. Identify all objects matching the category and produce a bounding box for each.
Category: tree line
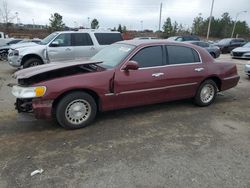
[162,12,250,39]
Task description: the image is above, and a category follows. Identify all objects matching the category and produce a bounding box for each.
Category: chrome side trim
[104,93,115,96]
[223,75,240,81]
[118,82,198,95]
[138,62,202,70]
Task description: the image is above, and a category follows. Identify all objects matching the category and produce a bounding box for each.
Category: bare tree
[0,0,15,24]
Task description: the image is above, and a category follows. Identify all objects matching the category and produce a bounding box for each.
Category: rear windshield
[94,33,123,45]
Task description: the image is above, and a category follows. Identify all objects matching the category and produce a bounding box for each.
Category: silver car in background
[245,64,250,78]
[231,42,250,59]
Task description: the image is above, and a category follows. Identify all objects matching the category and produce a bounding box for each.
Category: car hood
[10,42,39,49]
[0,45,10,50]
[14,59,103,80]
[232,47,250,52]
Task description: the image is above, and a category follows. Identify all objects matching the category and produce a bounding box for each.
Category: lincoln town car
[12,40,240,129]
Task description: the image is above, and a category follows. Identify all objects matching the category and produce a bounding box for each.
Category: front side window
[94,33,123,45]
[166,45,200,65]
[71,33,93,46]
[52,33,71,47]
[131,46,163,68]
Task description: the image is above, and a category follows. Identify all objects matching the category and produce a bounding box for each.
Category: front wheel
[56,92,97,129]
[194,80,217,107]
[23,58,42,68]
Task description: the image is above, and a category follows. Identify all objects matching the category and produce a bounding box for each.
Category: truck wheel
[23,58,42,68]
[0,52,7,61]
[56,91,97,129]
[210,52,216,58]
[194,79,217,107]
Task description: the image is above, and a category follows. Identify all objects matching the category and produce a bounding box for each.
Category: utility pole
[231,11,247,38]
[158,2,162,31]
[206,0,215,40]
[140,20,143,31]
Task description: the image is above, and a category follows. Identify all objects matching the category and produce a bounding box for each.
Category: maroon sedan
[12,40,240,129]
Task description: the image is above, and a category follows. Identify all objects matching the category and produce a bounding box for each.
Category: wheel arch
[21,54,44,66]
[201,76,222,91]
[52,88,101,115]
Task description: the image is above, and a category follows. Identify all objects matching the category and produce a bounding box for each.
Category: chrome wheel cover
[200,84,215,103]
[65,99,91,125]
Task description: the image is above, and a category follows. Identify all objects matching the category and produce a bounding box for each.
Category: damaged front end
[15,98,33,113]
[11,60,104,119]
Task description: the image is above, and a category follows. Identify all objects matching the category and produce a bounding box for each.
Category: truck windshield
[40,32,59,45]
[91,43,135,68]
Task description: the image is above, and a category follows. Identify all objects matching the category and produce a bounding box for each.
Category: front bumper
[8,54,22,67]
[231,51,250,59]
[15,98,53,119]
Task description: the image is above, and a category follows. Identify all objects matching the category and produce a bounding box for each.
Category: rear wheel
[23,58,42,68]
[194,80,217,107]
[56,92,97,129]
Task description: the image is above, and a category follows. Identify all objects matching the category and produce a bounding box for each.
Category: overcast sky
[3,0,250,30]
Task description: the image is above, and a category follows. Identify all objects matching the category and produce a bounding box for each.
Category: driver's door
[113,45,167,109]
[47,33,74,62]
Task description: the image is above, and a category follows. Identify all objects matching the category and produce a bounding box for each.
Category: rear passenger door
[71,33,97,59]
[160,45,207,100]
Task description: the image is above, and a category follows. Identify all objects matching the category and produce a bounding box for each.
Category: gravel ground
[0,55,249,188]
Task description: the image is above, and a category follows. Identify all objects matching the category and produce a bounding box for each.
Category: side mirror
[123,61,139,71]
[50,41,59,47]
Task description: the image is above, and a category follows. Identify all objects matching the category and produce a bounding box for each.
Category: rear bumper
[15,98,53,119]
[221,75,240,91]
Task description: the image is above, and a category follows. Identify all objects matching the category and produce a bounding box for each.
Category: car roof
[116,39,199,48]
[56,29,121,34]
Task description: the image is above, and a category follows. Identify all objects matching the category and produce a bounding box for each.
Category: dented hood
[14,59,102,79]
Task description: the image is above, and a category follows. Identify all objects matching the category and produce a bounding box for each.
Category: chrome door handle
[152,73,164,77]
[90,47,96,50]
[194,68,204,72]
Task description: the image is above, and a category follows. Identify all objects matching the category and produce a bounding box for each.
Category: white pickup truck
[0,32,13,47]
[8,29,123,68]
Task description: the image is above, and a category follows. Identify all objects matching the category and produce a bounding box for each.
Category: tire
[194,79,217,107]
[0,52,7,61]
[56,92,97,129]
[23,58,42,68]
[210,52,216,58]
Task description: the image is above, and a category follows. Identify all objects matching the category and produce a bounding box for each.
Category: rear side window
[131,46,163,68]
[94,33,123,45]
[166,45,200,65]
[71,33,93,46]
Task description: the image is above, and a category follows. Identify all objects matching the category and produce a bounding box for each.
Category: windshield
[218,39,231,45]
[243,42,250,47]
[40,32,59,45]
[91,43,135,68]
